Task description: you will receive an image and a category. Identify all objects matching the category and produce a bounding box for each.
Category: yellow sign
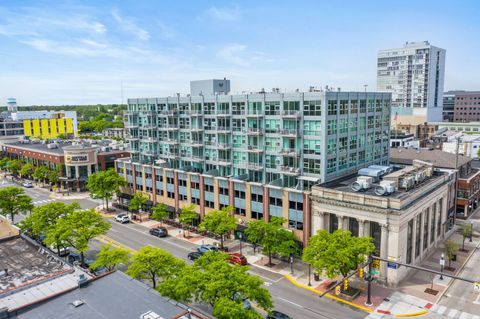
[372,259,380,269]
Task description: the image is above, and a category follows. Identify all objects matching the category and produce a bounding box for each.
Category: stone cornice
[311,195,397,215]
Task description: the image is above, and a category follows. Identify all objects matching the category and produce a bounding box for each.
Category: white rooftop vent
[374,180,396,196]
[140,311,165,319]
[351,176,374,192]
[71,300,84,307]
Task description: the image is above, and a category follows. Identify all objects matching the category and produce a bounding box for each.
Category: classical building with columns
[310,160,456,286]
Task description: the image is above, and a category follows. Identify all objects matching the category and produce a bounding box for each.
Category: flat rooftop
[5,140,128,155]
[319,169,448,201]
[0,237,71,294]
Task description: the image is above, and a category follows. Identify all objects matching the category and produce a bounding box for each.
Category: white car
[22,181,33,188]
[49,244,70,257]
[115,214,130,224]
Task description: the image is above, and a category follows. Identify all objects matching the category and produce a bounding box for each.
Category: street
[5,180,366,319]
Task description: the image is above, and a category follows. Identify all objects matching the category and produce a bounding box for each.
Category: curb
[394,310,429,317]
[99,213,114,219]
[284,274,373,313]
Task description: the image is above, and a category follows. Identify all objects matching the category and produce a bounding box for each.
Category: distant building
[389,132,420,148]
[431,121,480,133]
[3,140,129,192]
[441,133,480,159]
[390,147,480,219]
[311,160,456,286]
[190,78,231,96]
[445,91,480,122]
[442,91,456,122]
[377,41,446,123]
[102,127,127,139]
[12,110,78,139]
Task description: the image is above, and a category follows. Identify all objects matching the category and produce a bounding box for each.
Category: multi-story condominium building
[125,83,392,191]
[377,41,446,123]
[118,82,392,243]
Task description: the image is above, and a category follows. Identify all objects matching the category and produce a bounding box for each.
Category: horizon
[1,0,479,105]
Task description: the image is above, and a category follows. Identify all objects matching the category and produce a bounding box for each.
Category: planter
[340,287,361,301]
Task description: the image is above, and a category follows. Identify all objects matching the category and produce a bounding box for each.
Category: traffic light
[358,268,364,279]
[372,259,380,269]
[334,285,341,295]
[343,279,348,291]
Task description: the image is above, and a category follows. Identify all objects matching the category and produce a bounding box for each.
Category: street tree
[128,191,149,214]
[158,252,272,319]
[0,157,9,171]
[178,204,198,237]
[245,217,298,266]
[0,186,34,222]
[48,209,110,265]
[89,244,130,271]
[444,239,459,268]
[303,229,375,280]
[7,159,22,176]
[459,223,473,251]
[127,246,185,289]
[199,206,236,249]
[33,166,48,186]
[19,201,79,236]
[19,163,34,178]
[151,203,169,225]
[87,169,127,210]
[47,168,60,186]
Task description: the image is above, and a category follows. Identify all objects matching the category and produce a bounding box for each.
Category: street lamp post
[290,255,294,275]
[470,222,474,242]
[238,233,243,255]
[439,253,445,280]
[365,254,373,307]
[308,264,312,286]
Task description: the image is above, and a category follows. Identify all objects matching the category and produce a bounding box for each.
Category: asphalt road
[3,180,366,319]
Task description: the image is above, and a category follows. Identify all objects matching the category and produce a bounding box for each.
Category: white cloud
[111,9,150,41]
[217,44,270,66]
[206,5,240,21]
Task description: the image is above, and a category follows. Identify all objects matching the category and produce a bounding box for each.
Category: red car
[228,253,247,265]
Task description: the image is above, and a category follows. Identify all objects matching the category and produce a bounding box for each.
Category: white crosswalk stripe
[447,309,459,317]
[435,305,447,314]
[459,312,471,319]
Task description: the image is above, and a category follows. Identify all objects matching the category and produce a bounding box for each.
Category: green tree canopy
[158,252,272,319]
[128,191,149,213]
[47,209,110,265]
[33,166,48,185]
[7,159,22,175]
[19,163,34,178]
[0,157,9,171]
[444,239,459,267]
[151,203,169,225]
[126,246,185,289]
[0,186,33,222]
[87,169,127,210]
[199,206,236,248]
[178,204,198,225]
[459,223,473,250]
[47,168,60,185]
[302,229,375,279]
[90,244,130,272]
[245,217,299,266]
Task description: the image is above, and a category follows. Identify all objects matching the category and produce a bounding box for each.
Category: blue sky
[0,0,479,105]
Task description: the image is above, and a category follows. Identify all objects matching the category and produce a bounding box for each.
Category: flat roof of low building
[13,271,209,319]
[5,140,128,155]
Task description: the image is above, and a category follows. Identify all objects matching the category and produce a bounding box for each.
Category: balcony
[129,149,140,154]
[232,111,246,116]
[246,145,263,153]
[162,153,179,159]
[187,110,202,116]
[166,126,179,131]
[246,128,264,135]
[280,148,301,157]
[143,150,157,157]
[124,111,134,116]
[190,127,204,132]
[216,110,230,116]
[143,137,157,143]
[280,129,299,137]
[186,155,204,163]
[126,136,139,141]
[125,124,139,129]
[158,110,179,116]
[281,110,300,118]
[217,159,232,166]
[140,110,156,116]
[217,143,231,150]
[280,166,300,176]
[246,110,263,117]
[216,126,231,133]
[187,141,204,147]
[164,139,179,145]
[247,163,263,171]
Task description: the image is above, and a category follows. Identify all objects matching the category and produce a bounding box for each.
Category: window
[167,177,174,184]
[407,219,413,264]
[327,100,337,115]
[205,184,214,193]
[303,139,321,155]
[339,100,348,115]
[289,201,303,211]
[304,121,321,136]
[179,194,187,201]
[327,120,337,135]
[204,200,214,208]
[190,181,200,189]
[156,189,164,196]
[303,100,321,116]
[251,193,263,202]
[327,158,336,173]
[219,187,229,195]
[235,207,246,216]
[234,190,246,199]
[167,191,175,199]
[430,204,436,244]
[251,210,263,220]
[415,214,421,258]
[269,197,282,207]
[303,158,321,174]
[179,179,187,187]
[423,210,429,251]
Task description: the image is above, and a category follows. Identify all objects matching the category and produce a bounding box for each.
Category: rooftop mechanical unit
[374,180,397,196]
[351,176,374,192]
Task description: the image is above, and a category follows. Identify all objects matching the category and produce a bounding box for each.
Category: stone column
[318,212,326,231]
[75,166,81,192]
[380,224,389,278]
[338,215,344,230]
[358,219,365,237]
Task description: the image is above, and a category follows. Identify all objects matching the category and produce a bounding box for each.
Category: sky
[0,0,479,105]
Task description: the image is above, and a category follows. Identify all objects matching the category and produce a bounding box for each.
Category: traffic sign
[474,282,480,292]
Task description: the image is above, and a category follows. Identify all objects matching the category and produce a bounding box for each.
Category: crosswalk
[32,198,57,205]
[429,305,479,319]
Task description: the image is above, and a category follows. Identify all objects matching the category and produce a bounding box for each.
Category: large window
[304,121,321,136]
[303,139,321,155]
[328,100,337,116]
[339,100,348,115]
[423,209,429,251]
[430,204,436,244]
[303,100,321,116]
[415,214,421,258]
[303,158,321,174]
[327,120,337,135]
[407,219,413,264]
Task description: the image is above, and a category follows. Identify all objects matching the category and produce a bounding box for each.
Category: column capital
[380,223,389,230]
[357,218,366,224]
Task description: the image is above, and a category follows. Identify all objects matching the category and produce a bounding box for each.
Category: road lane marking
[277,297,303,308]
[96,235,137,253]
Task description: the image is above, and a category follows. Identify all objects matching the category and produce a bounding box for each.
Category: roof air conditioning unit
[351,176,374,192]
[374,180,396,196]
[400,175,415,190]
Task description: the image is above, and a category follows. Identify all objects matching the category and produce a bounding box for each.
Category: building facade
[442,91,456,122]
[12,111,78,139]
[377,41,446,123]
[125,89,392,190]
[311,161,456,286]
[103,128,128,139]
[449,91,480,122]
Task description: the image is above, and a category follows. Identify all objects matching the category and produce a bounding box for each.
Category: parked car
[228,253,247,266]
[115,214,130,224]
[232,292,251,310]
[266,311,293,319]
[149,227,168,238]
[187,251,203,260]
[67,252,81,264]
[22,181,33,188]
[197,244,218,254]
[49,244,70,257]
